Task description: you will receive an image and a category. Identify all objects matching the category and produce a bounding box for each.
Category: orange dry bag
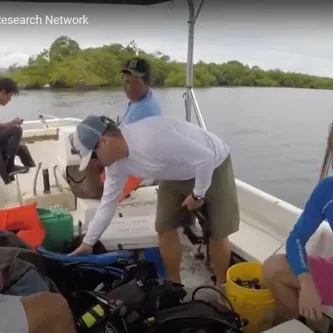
[99,172,143,203]
[0,203,45,250]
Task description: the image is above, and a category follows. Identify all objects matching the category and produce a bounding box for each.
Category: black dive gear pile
[38,234,159,314]
[75,279,245,333]
[42,256,158,315]
[37,210,246,333]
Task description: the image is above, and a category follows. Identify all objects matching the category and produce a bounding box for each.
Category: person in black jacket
[0,78,35,184]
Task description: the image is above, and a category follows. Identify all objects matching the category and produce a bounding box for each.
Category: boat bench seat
[229,221,283,263]
[262,319,313,332]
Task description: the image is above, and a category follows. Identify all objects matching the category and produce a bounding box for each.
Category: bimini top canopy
[13,0,170,4]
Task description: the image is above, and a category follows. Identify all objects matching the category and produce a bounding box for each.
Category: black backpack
[44,259,159,317]
[139,285,245,333]
[144,300,244,333]
[39,233,158,316]
[75,278,186,333]
[74,280,245,333]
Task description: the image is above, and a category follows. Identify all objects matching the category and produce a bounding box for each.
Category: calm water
[5,87,333,209]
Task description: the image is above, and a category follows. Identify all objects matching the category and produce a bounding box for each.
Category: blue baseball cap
[69,115,109,171]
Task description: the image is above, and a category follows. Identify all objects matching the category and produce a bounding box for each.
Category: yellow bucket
[225,262,275,333]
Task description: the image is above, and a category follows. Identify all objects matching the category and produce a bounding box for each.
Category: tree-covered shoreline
[3,36,333,91]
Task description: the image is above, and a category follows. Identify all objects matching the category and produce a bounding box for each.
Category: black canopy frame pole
[185,0,206,129]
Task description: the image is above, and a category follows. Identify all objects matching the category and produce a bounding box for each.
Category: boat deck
[3,138,292,258]
[12,140,284,256]
[3,135,332,263]
[2,138,284,285]
[0,123,333,330]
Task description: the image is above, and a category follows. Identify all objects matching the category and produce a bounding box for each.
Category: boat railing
[184,0,207,130]
[319,121,333,180]
[37,114,81,128]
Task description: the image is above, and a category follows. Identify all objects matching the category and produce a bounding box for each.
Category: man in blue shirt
[78,58,162,198]
[119,58,162,187]
[120,57,162,125]
[263,177,333,323]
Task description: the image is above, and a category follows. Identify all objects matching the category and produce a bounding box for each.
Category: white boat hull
[1,117,333,331]
[1,117,333,266]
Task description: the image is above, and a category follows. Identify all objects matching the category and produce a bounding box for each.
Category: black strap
[182,208,210,246]
[182,226,204,246]
[194,210,210,244]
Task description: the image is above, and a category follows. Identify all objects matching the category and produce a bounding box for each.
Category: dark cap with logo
[121,57,151,81]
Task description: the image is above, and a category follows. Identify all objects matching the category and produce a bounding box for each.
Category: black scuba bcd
[75,282,245,333]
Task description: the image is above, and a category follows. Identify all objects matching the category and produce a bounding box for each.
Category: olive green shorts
[155,154,240,240]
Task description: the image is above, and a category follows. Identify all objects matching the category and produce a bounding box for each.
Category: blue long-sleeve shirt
[122,89,162,125]
[286,176,333,276]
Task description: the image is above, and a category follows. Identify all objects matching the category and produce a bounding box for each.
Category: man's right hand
[298,273,322,320]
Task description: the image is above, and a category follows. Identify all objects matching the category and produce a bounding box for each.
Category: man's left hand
[68,242,93,256]
[182,193,204,211]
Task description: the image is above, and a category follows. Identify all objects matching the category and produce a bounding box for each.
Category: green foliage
[4,36,333,90]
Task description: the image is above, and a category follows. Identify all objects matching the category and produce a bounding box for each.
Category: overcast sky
[1,0,333,77]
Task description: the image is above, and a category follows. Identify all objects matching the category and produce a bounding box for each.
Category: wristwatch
[191,191,205,201]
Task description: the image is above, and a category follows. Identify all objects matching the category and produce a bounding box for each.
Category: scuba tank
[76,293,128,333]
[77,304,107,331]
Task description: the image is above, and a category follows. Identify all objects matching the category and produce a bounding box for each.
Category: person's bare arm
[82,167,127,246]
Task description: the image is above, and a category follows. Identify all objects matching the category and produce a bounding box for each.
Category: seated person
[0,78,31,184]
[0,293,77,333]
[0,120,30,184]
[263,177,333,322]
[0,271,77,333]
[17,144,36,169]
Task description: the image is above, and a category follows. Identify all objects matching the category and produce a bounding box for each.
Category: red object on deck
[0,203,45,250]
[99,172,143,203]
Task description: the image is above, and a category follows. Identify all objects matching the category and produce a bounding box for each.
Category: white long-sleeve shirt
[83,116,229,245]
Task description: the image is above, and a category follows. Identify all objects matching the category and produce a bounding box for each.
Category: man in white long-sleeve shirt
[69,115,240,287]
